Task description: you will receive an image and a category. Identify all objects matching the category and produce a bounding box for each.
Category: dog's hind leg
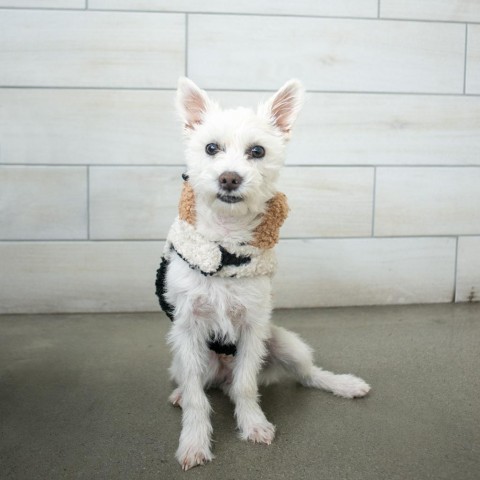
[266,325,371,399]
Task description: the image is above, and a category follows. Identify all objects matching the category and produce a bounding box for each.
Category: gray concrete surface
[1,304,479,480]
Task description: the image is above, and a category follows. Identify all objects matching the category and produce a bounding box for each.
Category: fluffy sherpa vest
[155,176,289,355]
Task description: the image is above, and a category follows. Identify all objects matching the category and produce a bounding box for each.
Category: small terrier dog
[156,78,371,470]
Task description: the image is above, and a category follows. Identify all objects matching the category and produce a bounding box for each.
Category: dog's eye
[249,145,265,159]
[205,143,220,156]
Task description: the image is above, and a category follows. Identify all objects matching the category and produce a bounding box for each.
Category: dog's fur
[163,78,371,470]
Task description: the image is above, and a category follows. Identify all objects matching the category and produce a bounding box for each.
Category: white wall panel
[291,94,480,166]
[189,15,465,93]
[90,166,184,239]
[0,166,87,239]
[0,0,84,7]
[375,168,480,236]
[0,10,184,87]
[279,167,374,237]
[274,238,456,308]
[0,241,163,314]
[381,0,480,23]
[89,0,377,17]
[0,89,183,165]
[466,25,480,94]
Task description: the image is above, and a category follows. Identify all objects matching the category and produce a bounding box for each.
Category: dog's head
[176,78,304,218]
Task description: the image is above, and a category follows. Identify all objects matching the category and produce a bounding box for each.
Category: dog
[155,78,371,470]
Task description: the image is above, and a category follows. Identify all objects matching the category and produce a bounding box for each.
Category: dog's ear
[176,77,215,131]
[259,79,304,139]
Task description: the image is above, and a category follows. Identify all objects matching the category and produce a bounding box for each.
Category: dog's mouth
[216,193,244,204]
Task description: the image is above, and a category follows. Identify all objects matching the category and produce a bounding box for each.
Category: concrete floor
[1,304,479,480]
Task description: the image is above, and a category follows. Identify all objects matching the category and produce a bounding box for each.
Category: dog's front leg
[169,323,213,470]
[229,322,275,444]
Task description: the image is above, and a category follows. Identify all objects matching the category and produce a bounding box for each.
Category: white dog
[155,78,371,471]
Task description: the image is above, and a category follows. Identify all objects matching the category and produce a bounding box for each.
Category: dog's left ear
[176,77,216,131]
[259,79,304,139]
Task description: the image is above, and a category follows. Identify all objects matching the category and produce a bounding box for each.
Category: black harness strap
[155,257,175,321]
[155,257,237,356]
[207,338,237,356]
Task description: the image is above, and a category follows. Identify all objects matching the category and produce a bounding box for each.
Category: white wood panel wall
[188,15,465,93]
[0,1,479,313]
[467,25,480,94]
[0,11,185,88]
[0,0,84,7]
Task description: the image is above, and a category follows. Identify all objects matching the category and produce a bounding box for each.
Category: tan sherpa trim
[178,181,196,225]
[251,192,289,249]
[177,181,289,249]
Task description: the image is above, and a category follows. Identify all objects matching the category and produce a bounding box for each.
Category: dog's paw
[241,421,276,445]
[330,374,371,399]
[169,388,182,408]
[176,444,214,471]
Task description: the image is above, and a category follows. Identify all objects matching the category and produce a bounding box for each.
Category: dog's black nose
[218,171,243,192]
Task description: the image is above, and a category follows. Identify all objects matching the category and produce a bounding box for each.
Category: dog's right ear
[258,79,304,140]
[176,77,214,131]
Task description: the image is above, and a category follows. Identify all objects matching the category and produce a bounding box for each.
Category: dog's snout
[218,171,243,192]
